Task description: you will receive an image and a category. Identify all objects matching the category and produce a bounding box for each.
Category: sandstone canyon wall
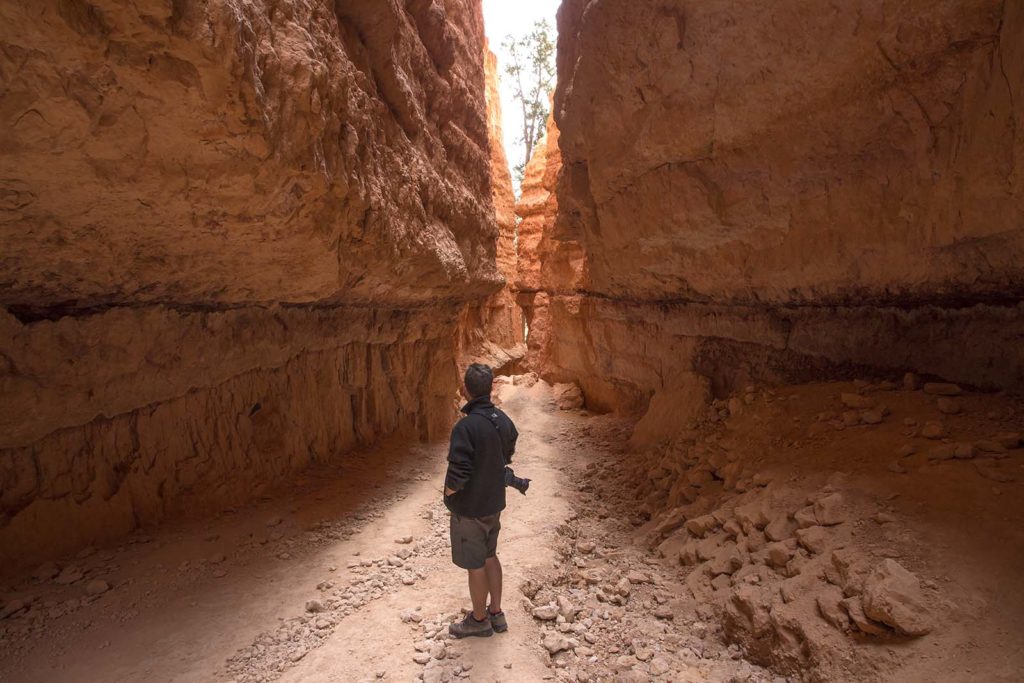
[0,0,503,570]
[530,0,1024,412]
[514,109,583,375]
[457,45,525,373]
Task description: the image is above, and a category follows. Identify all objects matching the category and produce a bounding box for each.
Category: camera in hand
[504,466,530,495]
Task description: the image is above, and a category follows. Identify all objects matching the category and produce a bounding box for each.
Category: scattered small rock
[684,515,718,537]
[887,460,907,474]
[653,606,673,620]
[796,526,829,555]
[32,562,60,582]
[840,393,875,409]
[814,493,846,526]
[764,515,794,542]
[923,382,961,396]
[556,595,577,622]
[54,565,84,585]
[793,506,818,528]
[974,440,1008,456]
[840,597,887,635]
[626,571,650,584]
[953,443,975,459]
[927,444,957,461]
[816,589,850,631]
[975,461,1015,483]
[542,632,572,655]
[532,604,559,621]
[993,432,1021,449]
[766,541,795,568]
[861,410,884,425]
[920,421,945,439]
[648,656,671,676]
[708,547,744,576]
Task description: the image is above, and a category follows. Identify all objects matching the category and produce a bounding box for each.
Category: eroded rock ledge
[540,295,1024,413]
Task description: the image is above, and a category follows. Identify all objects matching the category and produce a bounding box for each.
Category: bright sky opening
[482,0,561,190]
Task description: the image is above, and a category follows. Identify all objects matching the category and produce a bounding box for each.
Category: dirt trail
[0,382,583,682]
[5,378,1019,683]
[275,382,573,682]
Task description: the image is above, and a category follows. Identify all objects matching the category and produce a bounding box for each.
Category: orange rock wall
[0,0,502,569]
[458,46,525,372]
[514,112,583,374]
[533,0,1024,408]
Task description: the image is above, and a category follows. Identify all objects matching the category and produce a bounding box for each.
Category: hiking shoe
[488,609,508,633]
[449,612,493,638]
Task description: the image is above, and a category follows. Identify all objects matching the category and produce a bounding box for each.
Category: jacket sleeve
[444,421,474,492]
[505,419,519,464]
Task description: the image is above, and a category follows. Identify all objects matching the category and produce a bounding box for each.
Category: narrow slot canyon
[0,1,1022,682]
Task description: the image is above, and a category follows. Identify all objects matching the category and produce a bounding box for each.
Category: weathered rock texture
[1,0,500,308]
[532,0,1024,411]
[0,0,502,570]
[514,111,582,374]
[457,45,524,372]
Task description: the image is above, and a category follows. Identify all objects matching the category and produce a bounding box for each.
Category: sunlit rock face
[514,110,584,376]
[0,0,502,569]
[536,0,1024,410]
[457,44,525,373]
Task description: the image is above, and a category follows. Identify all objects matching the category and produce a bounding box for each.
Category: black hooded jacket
[443,395,518,518]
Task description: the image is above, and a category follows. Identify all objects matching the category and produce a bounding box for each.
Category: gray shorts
[450,512,501,570]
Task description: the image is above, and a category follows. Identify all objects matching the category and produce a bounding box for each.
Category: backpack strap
[469,407,502,431]
[469,407,508,451]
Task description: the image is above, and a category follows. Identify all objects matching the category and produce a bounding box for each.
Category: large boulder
[552,382,584,410]
[861,559,932,636]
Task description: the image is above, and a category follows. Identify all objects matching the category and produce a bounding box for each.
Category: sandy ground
[0,383,578,682]
[2,379,1022,683]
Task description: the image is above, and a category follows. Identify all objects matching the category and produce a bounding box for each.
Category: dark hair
[464,363,493,398]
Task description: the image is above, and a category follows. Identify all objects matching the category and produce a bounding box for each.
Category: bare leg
[467,568,489,620]
[484,556,503,613]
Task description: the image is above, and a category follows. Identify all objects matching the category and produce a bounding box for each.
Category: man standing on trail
[443,363,519,638]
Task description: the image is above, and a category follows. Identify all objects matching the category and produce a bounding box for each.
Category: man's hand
[444,487,457,496]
